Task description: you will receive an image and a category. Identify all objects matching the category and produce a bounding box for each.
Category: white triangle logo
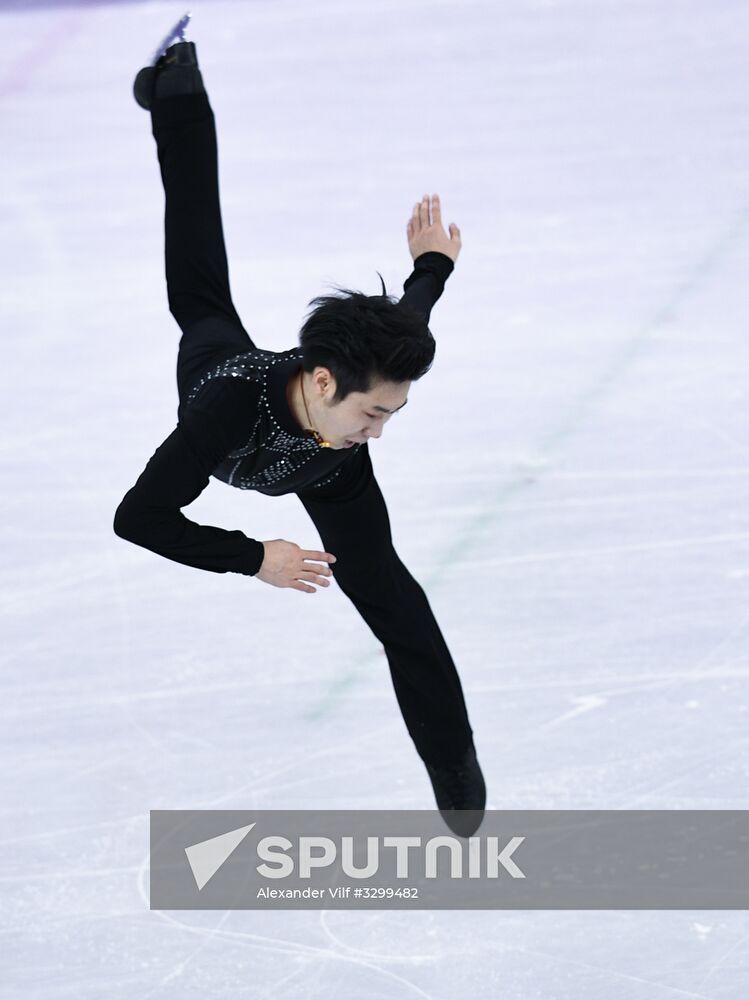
[184,823,256,891]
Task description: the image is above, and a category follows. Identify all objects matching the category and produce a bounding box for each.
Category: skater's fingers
[297,571,330,588]
[412,202,422,231]
[301,549,337,565]
[301,562,333,577]
[290,580,316,594]
[431,193,442,224]
[418,195,430,227]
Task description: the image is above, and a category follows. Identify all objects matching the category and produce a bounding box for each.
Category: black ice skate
[425,743,486,837]
[133,12,205,111]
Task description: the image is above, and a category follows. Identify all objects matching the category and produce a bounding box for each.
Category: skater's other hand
[407,194,461,263]
[256,539,336,594]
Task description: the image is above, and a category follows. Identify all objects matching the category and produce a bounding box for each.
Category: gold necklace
[299,371,331,448]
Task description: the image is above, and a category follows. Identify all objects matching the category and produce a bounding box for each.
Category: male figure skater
[115,24,485,836]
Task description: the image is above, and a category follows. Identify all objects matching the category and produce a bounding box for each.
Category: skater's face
[312,370,410,449]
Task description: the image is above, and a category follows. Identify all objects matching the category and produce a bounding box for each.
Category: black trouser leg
[149,91,254,404]
[297,448,475,767]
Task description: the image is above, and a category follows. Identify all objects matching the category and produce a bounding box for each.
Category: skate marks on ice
[135,855,442,1000]
[0,7,86,99]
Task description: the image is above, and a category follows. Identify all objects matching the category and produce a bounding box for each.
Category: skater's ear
[312,366,337,400]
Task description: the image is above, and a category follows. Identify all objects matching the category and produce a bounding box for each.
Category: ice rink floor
[1,0,748,996]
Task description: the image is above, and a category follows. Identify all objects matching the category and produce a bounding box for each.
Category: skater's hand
[407,194,462,263]
[256,539,336,594]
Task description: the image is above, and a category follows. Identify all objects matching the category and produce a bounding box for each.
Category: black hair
[298,272,436,402]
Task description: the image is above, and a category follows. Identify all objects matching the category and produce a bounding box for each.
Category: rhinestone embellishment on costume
[184,347,357,493]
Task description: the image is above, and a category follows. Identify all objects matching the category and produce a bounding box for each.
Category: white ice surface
[1,0,748,996]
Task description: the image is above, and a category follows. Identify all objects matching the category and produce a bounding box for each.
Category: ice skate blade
[149,11,192,66]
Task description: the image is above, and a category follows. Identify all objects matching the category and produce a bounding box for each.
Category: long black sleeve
[113,380,266,576]
[400,251,454,323]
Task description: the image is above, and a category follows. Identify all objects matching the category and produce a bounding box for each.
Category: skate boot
[133,13,205,111]
[425,742,486,837]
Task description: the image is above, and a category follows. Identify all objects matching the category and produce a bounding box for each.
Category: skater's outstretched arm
[400,251,454,324]
[113,380,265,575]
[400,195,461,323]
[113,381,335,590]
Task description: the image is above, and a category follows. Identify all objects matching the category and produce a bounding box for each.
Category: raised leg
[151,87,248,336]
[140,42,254,402]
